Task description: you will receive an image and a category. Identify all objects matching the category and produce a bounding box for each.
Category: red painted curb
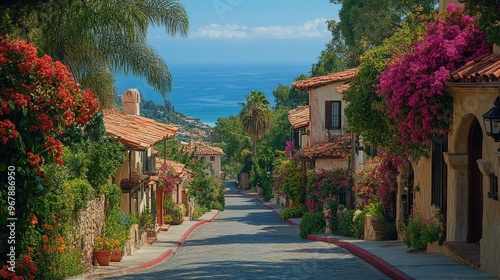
[129,249,173,272]
[177,210,220,246]
[307,235,414,280]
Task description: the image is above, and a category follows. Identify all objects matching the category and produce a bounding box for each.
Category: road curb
[307,235,414,280]
[83,210,220,279]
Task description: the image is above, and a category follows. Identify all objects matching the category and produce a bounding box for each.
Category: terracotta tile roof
[288,106,310,129]
[335,83,351,93]
[155,158,186,177]
[300,136,352,159]
[449,52,500,82]
[103,110,178,150]
[291,68,359,92]
[186,141,224,156]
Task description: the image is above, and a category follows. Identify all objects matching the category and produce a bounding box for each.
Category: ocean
[114,63,311,127]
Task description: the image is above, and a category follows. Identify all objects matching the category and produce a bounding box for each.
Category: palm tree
[18,0,189,108]
[238,91,272,157]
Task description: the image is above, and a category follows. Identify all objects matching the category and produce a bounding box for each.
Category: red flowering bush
[0,37,99,278]
[157,164,179,193]
[306,168,352,212]
[0,36,99,170]
[376,4,491,158]
[353,152,403,214]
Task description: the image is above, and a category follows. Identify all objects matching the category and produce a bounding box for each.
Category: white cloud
[191,18,330,39]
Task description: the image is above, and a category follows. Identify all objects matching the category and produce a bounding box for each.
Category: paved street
[108,182,388,279]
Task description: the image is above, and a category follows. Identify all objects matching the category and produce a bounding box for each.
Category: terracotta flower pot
[94,250,112,266]
[110,249,123,262]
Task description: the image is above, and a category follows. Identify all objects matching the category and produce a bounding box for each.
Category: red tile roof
[335,83,351,94]
[300,136,352,159]
[103,110,177,150]
[187,141,224,156]
[291,68,359,92]
[449,52,500,82]
[155,158,186,177]
[288,106,310,129]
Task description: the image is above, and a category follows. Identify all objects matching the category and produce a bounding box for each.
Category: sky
[147,0,341,64]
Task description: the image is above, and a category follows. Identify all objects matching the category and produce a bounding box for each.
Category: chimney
[122,88,141,116]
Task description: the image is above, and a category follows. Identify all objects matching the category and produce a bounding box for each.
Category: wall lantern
[482,97,500,142]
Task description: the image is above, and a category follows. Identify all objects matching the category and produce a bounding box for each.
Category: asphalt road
[108,181,388,280]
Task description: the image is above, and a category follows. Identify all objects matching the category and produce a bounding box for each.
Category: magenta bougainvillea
[157,164,179,193]
[376,4,491,157]
[306,168,352,212]
[353,152,404,212]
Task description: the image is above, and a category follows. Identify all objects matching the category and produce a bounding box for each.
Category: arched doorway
[467,118,483,244]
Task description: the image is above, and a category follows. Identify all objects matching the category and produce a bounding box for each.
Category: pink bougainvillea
[376,4,491,157]
[157,164,179,193]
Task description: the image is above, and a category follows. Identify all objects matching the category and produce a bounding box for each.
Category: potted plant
[146,223,157,237]
[94,236,115,266]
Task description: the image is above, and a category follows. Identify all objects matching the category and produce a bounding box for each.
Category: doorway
[467,119,483,244]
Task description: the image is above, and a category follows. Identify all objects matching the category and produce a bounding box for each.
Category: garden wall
[73,195,106,268]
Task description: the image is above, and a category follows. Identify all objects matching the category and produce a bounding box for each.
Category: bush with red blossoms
[306,168,352,212]
[157,164,179,194]
[0,37,99,169]
[0,37,99,278]
[376,4,491,158]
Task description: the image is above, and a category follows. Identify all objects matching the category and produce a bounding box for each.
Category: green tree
[312,0,437,75]
[238,91,272,157]
[462,0,500,45]
[343,10,431,152]
[1,0,189,108]
[273,77,309,109]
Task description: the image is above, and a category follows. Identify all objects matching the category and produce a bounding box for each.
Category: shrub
[210,201,224,211]
[67,178,94,212]
[400,210,443,250]
[192,207,208,220]
[280,206,305,221]
[332,207,356,237]
[299,212,326,239]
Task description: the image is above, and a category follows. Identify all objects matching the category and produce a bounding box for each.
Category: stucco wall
[445,86,500,277]
[73,195,106,268]
[315,158,349,171]
[309,84,347,146]
[404,84,500,277]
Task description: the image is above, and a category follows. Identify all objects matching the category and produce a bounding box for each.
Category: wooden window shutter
[325,101,331,129]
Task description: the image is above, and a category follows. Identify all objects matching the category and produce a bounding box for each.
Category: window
[210,156,215,161]
[200,157,205,161]
[325,101,341,130]
[431,139,447,208]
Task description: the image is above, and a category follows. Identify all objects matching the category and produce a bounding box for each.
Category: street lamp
[482,97,500,142]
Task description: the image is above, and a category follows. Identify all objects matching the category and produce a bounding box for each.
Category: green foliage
[67,178,94,212]
[98,183,122,215]
[280,206,305,221]
[330,205,356,237]
[239,90,272,157]
[101,208,129,250]
[86,140,125,189]
[272,81,308,109]
[462,0,500,45]
[274,159,306,206]
[343,11,430,153]
[400,210,444,250]
[190,175,225,210]
[299,212,326,239]
[134,210,154,235]
[192,207,208,220]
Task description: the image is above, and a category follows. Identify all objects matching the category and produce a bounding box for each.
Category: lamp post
[482,97,500,142]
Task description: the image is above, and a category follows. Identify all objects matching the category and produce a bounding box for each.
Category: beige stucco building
[290,68,363,172]
[398,1,500,276]
[103,89,178,220]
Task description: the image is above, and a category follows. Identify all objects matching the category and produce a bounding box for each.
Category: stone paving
[107,182,388,279]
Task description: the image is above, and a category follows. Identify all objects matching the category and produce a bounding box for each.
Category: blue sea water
[114,63,311,127]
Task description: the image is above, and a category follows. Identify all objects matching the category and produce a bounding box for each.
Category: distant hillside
[114,95,212,143]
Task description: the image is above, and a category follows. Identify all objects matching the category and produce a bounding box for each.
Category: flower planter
[147,231,157,238]
[94,250,112,266]
[110,249,123,262]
